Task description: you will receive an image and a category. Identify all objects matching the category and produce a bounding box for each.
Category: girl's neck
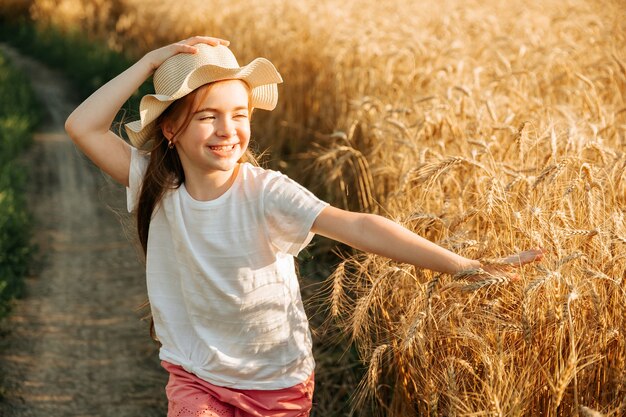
[183,164,240,201]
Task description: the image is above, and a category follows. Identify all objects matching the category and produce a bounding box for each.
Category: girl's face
[168,80,251,176]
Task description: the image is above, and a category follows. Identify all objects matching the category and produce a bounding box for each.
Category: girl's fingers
[465,265,519,282]
[170,37,231,56]
[459,248,545,283]
[165,36,232,59]
[144,36,230,72]
[175,43,199,53]
[499,248,546,268]
[183,36,230,47]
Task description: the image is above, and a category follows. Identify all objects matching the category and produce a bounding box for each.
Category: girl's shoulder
[130,146,150,173]
[239,163,311,199]
[239,162,287,184]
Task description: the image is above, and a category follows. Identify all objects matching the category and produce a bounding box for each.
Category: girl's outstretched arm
[65,36,229,186]
[311,206,543,276]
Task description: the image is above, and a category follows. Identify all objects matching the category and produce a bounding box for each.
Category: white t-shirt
[126,148,328,390]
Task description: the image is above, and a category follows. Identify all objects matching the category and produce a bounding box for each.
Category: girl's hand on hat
[143,36,231,72]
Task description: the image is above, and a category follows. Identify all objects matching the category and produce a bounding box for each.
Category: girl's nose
[216,118,235,138]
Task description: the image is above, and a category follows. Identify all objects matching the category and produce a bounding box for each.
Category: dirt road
[0,44,168,416]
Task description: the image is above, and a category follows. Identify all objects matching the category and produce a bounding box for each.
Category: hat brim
[125,58,282,149]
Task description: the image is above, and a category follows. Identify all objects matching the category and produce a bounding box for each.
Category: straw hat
[125,44,283,149]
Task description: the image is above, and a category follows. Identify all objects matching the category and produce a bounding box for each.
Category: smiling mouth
[208,144,237,151]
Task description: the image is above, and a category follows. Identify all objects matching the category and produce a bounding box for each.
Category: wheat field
[10,0,626,415]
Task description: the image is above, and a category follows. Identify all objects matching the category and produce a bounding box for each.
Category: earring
[167,140,174,149]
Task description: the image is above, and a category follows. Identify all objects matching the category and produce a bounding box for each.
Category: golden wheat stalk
[25,0,626,415]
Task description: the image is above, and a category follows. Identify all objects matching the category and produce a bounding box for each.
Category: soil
[0,44,168,416]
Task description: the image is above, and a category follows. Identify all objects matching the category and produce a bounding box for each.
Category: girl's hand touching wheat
[455,248,545,282]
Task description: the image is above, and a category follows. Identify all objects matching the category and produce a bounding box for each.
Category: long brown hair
[136,81,257,254]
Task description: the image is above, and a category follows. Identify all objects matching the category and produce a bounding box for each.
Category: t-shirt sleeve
[263,173,329,256]
[126,146,149,213]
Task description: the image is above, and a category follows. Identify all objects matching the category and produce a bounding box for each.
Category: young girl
[65,36,543,417]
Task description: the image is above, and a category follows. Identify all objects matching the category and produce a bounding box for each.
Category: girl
[65,36,542,417]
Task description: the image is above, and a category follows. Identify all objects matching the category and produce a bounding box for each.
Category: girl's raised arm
[311,205,543,277]
[65,36,229,187]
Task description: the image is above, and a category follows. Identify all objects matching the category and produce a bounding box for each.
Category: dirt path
[0,44,168,416]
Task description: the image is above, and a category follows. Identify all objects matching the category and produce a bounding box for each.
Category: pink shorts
[162,361,314,417]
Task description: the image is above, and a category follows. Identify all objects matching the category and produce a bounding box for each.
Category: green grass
[0,20,152,132]
[0,50,39,318]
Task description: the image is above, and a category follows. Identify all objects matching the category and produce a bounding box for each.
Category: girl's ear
[161,120,176,141]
